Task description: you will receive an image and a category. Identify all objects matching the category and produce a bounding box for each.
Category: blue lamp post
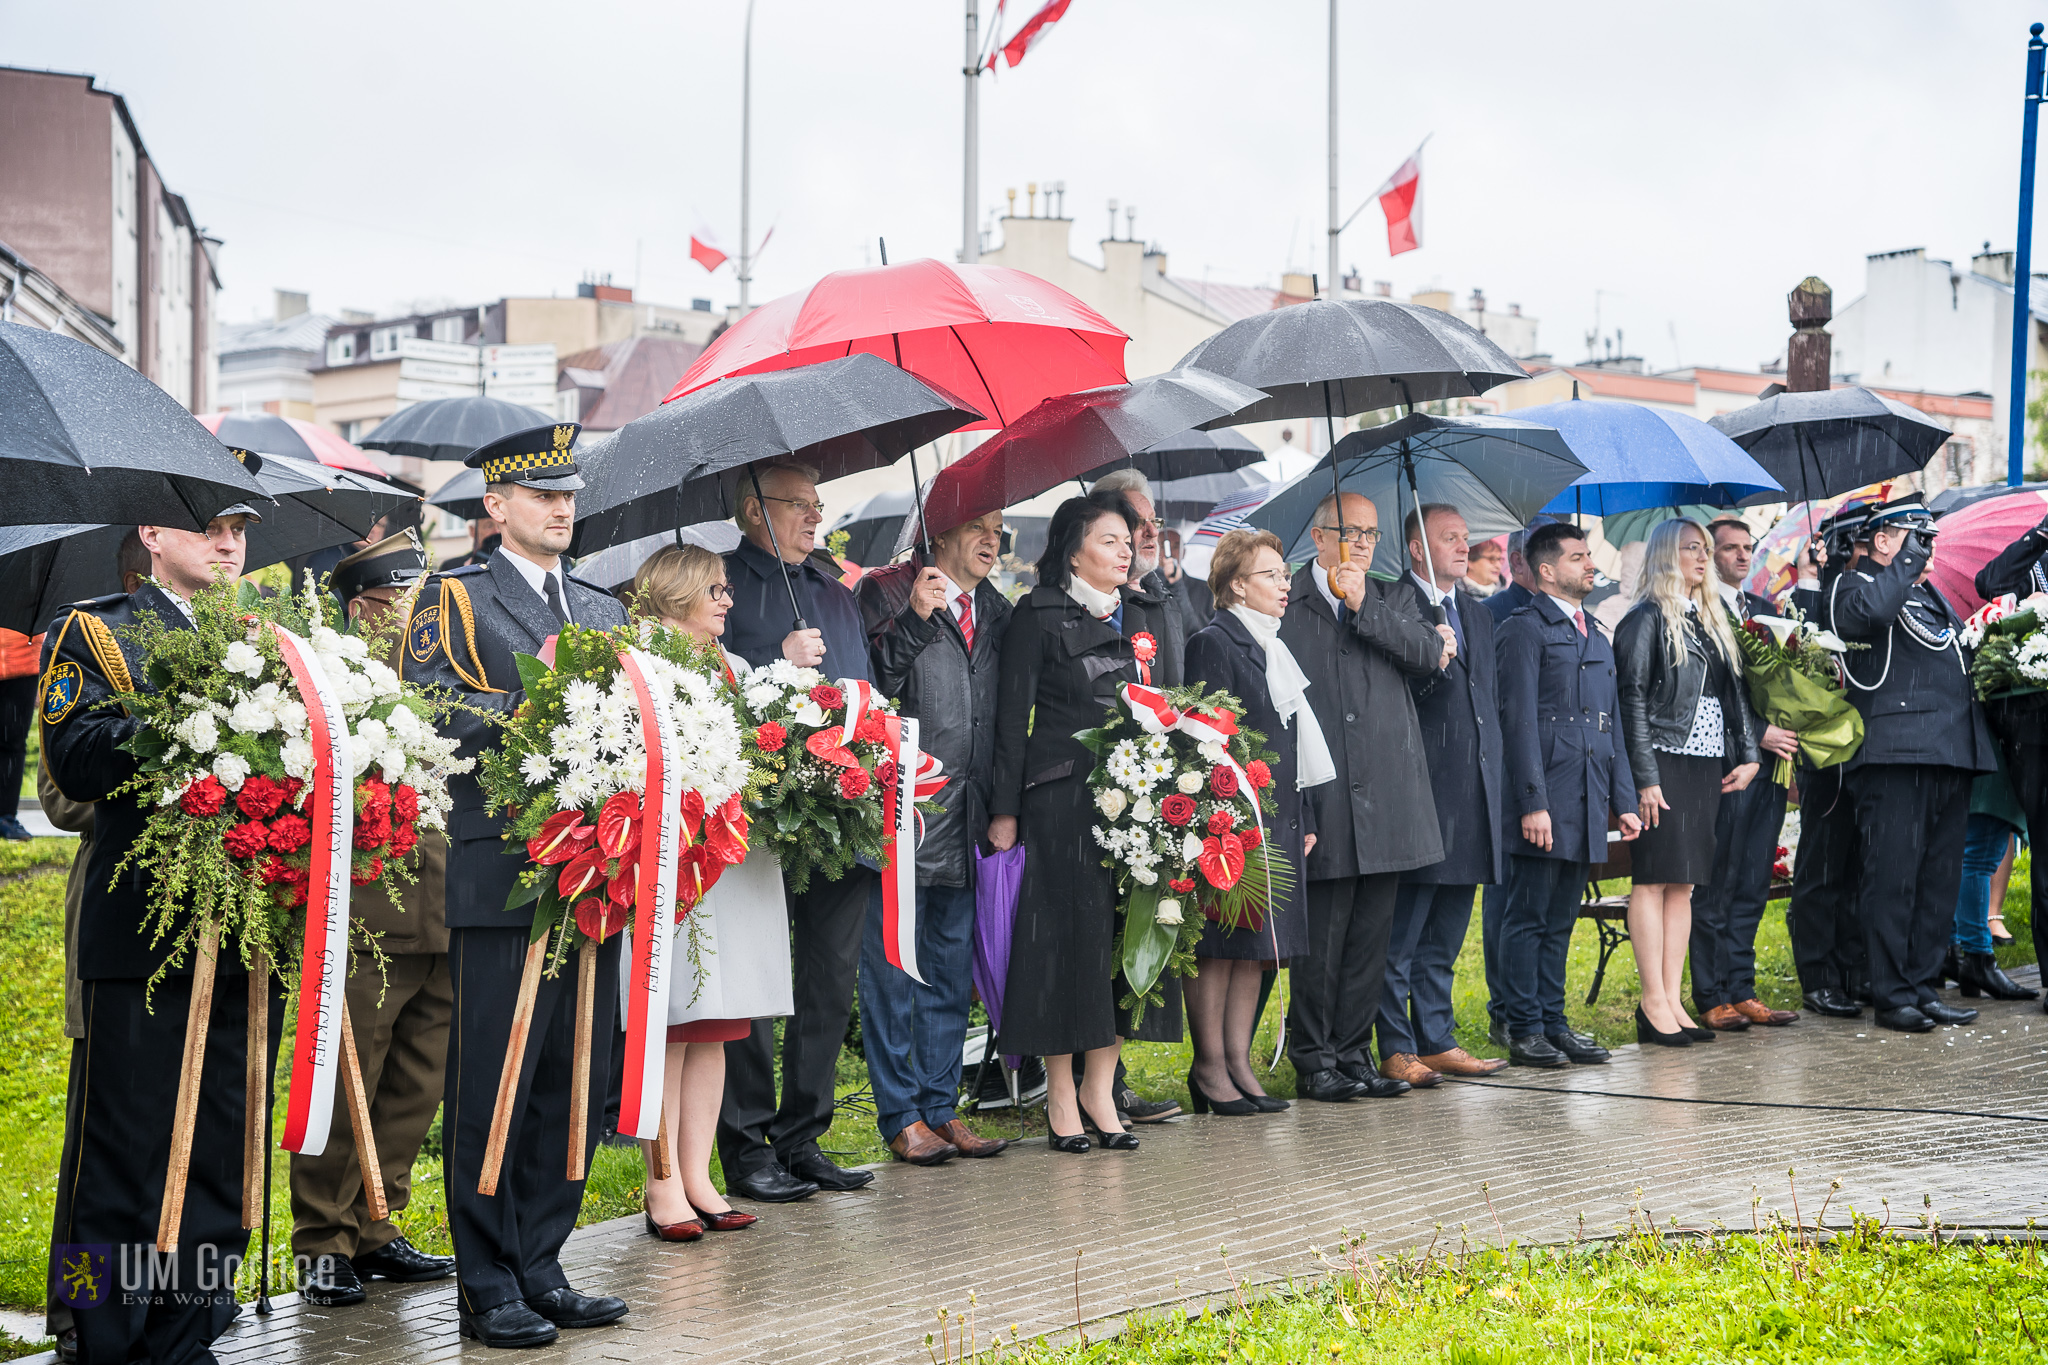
[2010,22,2046,486]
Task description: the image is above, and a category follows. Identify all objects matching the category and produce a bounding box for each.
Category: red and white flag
[988,0,1071,70]
[1373,143,1424,256]
[689,226,729,274]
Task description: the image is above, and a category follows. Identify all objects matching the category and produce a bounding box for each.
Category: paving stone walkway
[45,978,2048,1364]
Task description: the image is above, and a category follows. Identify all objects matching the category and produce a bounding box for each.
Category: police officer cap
[1815,501,1873,542]
[212,446,266,524]
[1862,493,1936,536]
[464,422,584,492]
[332,530,427,602]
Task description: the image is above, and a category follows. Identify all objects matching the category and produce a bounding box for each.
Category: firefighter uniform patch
[409,604,443,663]
[41,662,83,725]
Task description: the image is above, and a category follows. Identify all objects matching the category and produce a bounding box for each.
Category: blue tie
[1444,592,1465,655]
[1107,604,1124,635]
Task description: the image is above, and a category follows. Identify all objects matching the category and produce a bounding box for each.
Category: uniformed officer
[400,424,631,1349]
[41,496,286,1365]
[291,532,458,1306]
[1827,494,1998,1032]
[1973,508,2048,1007]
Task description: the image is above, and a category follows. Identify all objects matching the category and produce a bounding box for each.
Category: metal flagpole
[739,0,756,311]
[963,0,981,264]
[1326,0,1339,300]
[2009,22,2045,486]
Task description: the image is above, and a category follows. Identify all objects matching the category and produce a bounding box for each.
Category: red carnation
[810,684,845,710]
[855,712,887,744]
[1245,759,1272,791]
[257,855,294,884]
[838,766,872,800]
[1161,794,1197,827]
[281,776,306,809]
[358,778,392,823]
[388,823,419,858]
[755,721,787,752]
[237,774,287,820]
[1206,809,1237,836]
[350,855,385,886]
[268,812,312,853]
[1209,765,1239,799]
[1239,825,1263,850]
[180,775,229,818]
[1169,877,1196,895]
[393,784,420,823]
[354,813,392,851]
[223,821,272,860]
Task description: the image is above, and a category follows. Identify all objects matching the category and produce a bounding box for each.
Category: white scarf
[1228,604,1337,790]
[1066,576,1123,620]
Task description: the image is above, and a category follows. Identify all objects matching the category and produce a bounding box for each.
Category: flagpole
[963,0,981,264]
[2009,21,2045,486]
[1325,0,1339,301]
[739,0,756,311]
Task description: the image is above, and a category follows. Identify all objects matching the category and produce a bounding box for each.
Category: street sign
[485,383,560,406]
[483,343,556,365]
[398,337,485,366]
[397,377,481,402]
[483,362,556,386]
[399,357,481,386]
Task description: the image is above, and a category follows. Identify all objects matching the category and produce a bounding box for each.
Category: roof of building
[219,311,336,357]
[556,336,706,431]
[1525,364,1698,406]
[1162,277,1293,322]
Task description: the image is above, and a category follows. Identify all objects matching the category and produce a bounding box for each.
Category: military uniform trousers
[1846,763,1973,1012]
[290,951,452,1261]
[52,972,283,1365]
[444,927,619,1313]
[1787,766,1867,997]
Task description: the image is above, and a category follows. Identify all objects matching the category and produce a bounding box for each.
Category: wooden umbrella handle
[159,927,222,1253]
[566,937,596,1182]
[478,938,546,1197]
[339,999,388,1224]
[1326,538,1351,600]
[242,951,270,1230]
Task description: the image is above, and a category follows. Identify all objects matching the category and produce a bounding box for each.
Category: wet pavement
[55,974,2048,1364]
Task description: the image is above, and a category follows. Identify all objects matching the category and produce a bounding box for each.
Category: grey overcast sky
[6,1,2044,377]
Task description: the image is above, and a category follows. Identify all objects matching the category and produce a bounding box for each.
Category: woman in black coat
[988,493,1166,1152]
[1181,529,1327,1115]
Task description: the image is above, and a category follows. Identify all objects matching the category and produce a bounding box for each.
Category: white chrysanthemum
[555,770,598,809]
[743,682,780,711]
[179,711,221,754]
[558,733,600,770]
[595,720,632,756]
[227,696,276,735]
[1177,771,1205,794]
[221,640,264,679]
[281,736,314,781]
[211,752,252,789]
[520,752,555,784]
[563,678,603,715]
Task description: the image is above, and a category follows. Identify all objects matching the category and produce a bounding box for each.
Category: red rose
[1239,825,1263,850]
[855,712,887,744]
[1206,809,1237,836]
[267,812,312,853]
[1169,877,1196,895]
[1244,760,1272,791]
[237,774,287,820]
[388,823,419,858]
[755,721,787,752]
[1161,794,1197,827]
[223,821,271,860]
[1209,765,1239,799]
[393,784,420,823]
[574,895,630,942]
[875,758,899,792]
[350,855,385,886]
[838,766,872,799]
[810,684,845,710]
[354,813,392,851]
[180,775,229,818]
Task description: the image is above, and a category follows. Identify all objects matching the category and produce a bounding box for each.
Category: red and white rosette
[272,625,355,1157]
[615,646,681,1142]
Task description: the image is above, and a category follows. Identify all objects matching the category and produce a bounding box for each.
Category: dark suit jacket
[1405,585,1504,886]
[1278,567,1445,880]
[1495,592,1638,865]
[722,536,871,684]
[1484,580,1535,628]
[1975,516,2048,601]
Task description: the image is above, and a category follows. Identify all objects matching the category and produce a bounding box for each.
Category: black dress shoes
[298,1254,365,1306]
[784,1150,876,1191]
[459,1300,559,1348]
[728,1164,819,1203]
[1875,1005,1936,1033]
[527,1286,628,1329]
[1508,1034,1569,1068]
[1918,998,1979,1026]
[1802,988,1862,1018]
[1337,1063,1410,1098]
[1298,1068,1369,1102]
[1958,951,2039,1001]
[353,1234,455,1283]
[1547,1029,1611,1064]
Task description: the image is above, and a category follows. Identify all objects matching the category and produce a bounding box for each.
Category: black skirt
[1631,751,1723,885]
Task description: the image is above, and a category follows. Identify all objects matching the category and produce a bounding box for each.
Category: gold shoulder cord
[441,578,504,694]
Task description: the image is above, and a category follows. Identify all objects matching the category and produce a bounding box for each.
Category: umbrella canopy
[199,411,387,476]
[1598,504,1727,547]
[662,258,1128,431]
[1176,297,1528,428]
[1151,467,1269,523]
[1740,485,1891,601]
[356,394,558,462]
[1080,424,1265,484]
[1246,413,1589,574]
[572,353,982,556]
[908,368,1263,545]
[1514,400,1782,515]
[426,466,489,522]
[1186,480,1283,567]
[571,523,744,593]
[1926,487,2048,619]
[1930,480,2048,517]
[823,488,918,568]
[1708,387,1953,505]
[0,320,264,530]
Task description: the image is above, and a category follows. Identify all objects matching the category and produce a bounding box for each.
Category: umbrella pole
[1324,380,1349,596]
[746,463,809,631]
[1403,447,1444,625]
[907,445,934,561]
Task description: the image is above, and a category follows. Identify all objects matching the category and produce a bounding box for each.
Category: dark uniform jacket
[723,537,871,683]
[1496,592,1639,866]
[1825,545,1997,774]
[1183,609,1317,897]
[857,560,1012,888]
[1483,579,1535,628]
[1974,516,2048,601]
[1138,567,1187,689]
[1278,566,1445,880]
[400,547,627,929]
[1613,602,1760,791]
[1405,585,1505,887]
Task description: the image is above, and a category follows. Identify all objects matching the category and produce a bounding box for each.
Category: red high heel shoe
[690,1202,759,1232]
[644,1203,705,1242]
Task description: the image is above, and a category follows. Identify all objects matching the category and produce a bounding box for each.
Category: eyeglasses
[1314,525,1381,546]
[1240,569,1290,586]
[707,583,733,603]
[762,495,827,518]
[1678,542,1712,558]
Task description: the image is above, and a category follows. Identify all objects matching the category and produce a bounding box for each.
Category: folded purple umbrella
[972,844,1026,1069]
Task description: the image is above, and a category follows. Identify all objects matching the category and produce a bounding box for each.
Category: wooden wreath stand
[477,934,609,1195]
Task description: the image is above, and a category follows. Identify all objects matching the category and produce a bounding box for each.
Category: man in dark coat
[1279,491,1452,1103]
[1377,505,1508,1087]
[1494,523,1642,1068]
[1482,522,1547,628]
[402,423,630,1348]
[855,509,1012,1166]
[716,462,881,1200]
[1161,528,1216,640]
[1478,518,1549,1043]
[1828,496,1999,1032]
[1973,507,2048,987]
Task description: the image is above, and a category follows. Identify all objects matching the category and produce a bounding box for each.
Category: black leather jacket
[1613,601,1759,790]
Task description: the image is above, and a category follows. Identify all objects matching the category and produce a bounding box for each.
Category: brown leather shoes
[1416,1046,1507,1077]
[933,1118,1008,1158]
[1702,1003,1751,1031]
[888,1121,958,1166]
[1378,1053,1443,1088]
[1732,998,1798,1026]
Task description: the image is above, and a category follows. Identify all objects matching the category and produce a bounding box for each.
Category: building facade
[216,290,333,421]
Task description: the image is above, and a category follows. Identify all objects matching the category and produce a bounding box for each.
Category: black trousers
[718,867,874,1180]
[1845,763,1973,1012]
[1690,777,1787,1011]
[1787,765,1865,995]
[55,973,282,1365]
[444,927,619,1314]
[1286,872,1400,1075]
[1998,732,2048,975]
[0,674,34,820]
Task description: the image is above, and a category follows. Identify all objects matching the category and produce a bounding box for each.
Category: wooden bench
[1577,834,1791,1005]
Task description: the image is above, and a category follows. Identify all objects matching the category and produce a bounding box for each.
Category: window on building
[431,315,467,344]
[370,326,408,358]
[327,334,357,365]
[1945,437,1974,487]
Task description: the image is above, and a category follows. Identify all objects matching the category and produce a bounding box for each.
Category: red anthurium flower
[607,852,639,907]
[557,847,609,902]
[675,846,708,915]
[680,788,706,843]
[528,810,593,865]
[1198,833,1246,890]
[805,725,858,767]
[596,790,642,860]
[574,896,630,942]
[705,796,750,866]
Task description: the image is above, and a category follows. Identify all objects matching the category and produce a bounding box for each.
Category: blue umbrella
[1515,400,1781,516]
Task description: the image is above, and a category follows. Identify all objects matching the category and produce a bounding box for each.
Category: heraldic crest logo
[41,660,83,726]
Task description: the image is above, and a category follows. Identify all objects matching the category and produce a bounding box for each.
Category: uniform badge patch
[409,604,444,663]
[41,662,83,725]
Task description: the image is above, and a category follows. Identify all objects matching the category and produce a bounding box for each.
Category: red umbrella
[199,412,389,477]
[662,259,1128,431]
[1928,487,2048,618]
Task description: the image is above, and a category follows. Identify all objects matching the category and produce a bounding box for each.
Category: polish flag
[689,227,729,274]
[988,0,1072,70]
[1373,144,1424,256]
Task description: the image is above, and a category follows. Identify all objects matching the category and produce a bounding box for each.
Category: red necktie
[1573,609,1588,637]
[956,592,974,650]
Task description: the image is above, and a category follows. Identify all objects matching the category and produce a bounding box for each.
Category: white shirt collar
[1545,592,1584,621]
[1714,578,1743,610]
[500,548,568,614]
[1313,561,1344,616]
[149,579,196,622]
[1408,570,1454,607]
[934,570,973,620]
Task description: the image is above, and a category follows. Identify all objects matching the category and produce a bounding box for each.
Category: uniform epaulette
[563,572,611,593]
[441,563,490,578]
[70,592,133,613]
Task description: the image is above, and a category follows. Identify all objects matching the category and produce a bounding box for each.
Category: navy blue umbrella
[1516,399,1781,516]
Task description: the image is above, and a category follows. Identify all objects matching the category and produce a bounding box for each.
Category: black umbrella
[358,394,560,462]
[0,320,264,530]
[1930,480,2048,517]
[1079,423,1264,485]
[1150,468,1268,524]
[426,466,489,522]
[823,488,917,568]
[1709,387,1954,506]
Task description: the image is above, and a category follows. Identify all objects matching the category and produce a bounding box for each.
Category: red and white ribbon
[615,646,681,1141]
[837,678,948,985]
[1118,681,1272,925]
[274,625,354,1157]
